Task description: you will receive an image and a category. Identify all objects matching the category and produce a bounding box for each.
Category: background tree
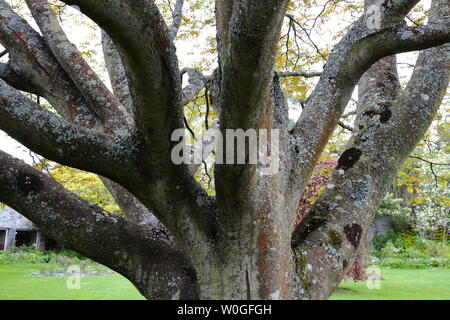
[0,0,448,299]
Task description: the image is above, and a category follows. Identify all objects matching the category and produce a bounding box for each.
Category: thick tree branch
[0,61,36,93]
[219,0,289,129]
[0,1,163,256]
[25,0,132,133]
[0,150,198,299]
[292,0,449,299]
[101,30,134,118]
[287,0,448,214]
[57,0,218,248]
[0,0,100,128]
[169,0,184,41]
[102,179,164,228]
[359,22,450,63]
[215,0,234,65]
[0,2,162,245]
[101,33,188,240]
[0,79,136,184]
[215,1,291,218]
[60,0,182,142]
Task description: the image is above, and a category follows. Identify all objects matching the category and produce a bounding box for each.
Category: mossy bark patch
[328,229,344,249]
[362,106,392,123]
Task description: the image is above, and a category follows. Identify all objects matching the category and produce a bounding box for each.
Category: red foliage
[294,158,337,229]
[345,248,368,281]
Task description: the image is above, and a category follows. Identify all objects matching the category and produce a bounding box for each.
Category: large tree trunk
[192,233,294,300]
[0,0,448,300]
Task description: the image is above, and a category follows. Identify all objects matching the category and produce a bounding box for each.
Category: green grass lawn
[0,264,145,300]
[331,268,450,300]
[1,264,448,300]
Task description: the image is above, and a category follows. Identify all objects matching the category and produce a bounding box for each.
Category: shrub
[371,232,450,269]
[0,245,87,265]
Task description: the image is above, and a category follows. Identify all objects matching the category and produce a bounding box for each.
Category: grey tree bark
[0,0,448,299]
